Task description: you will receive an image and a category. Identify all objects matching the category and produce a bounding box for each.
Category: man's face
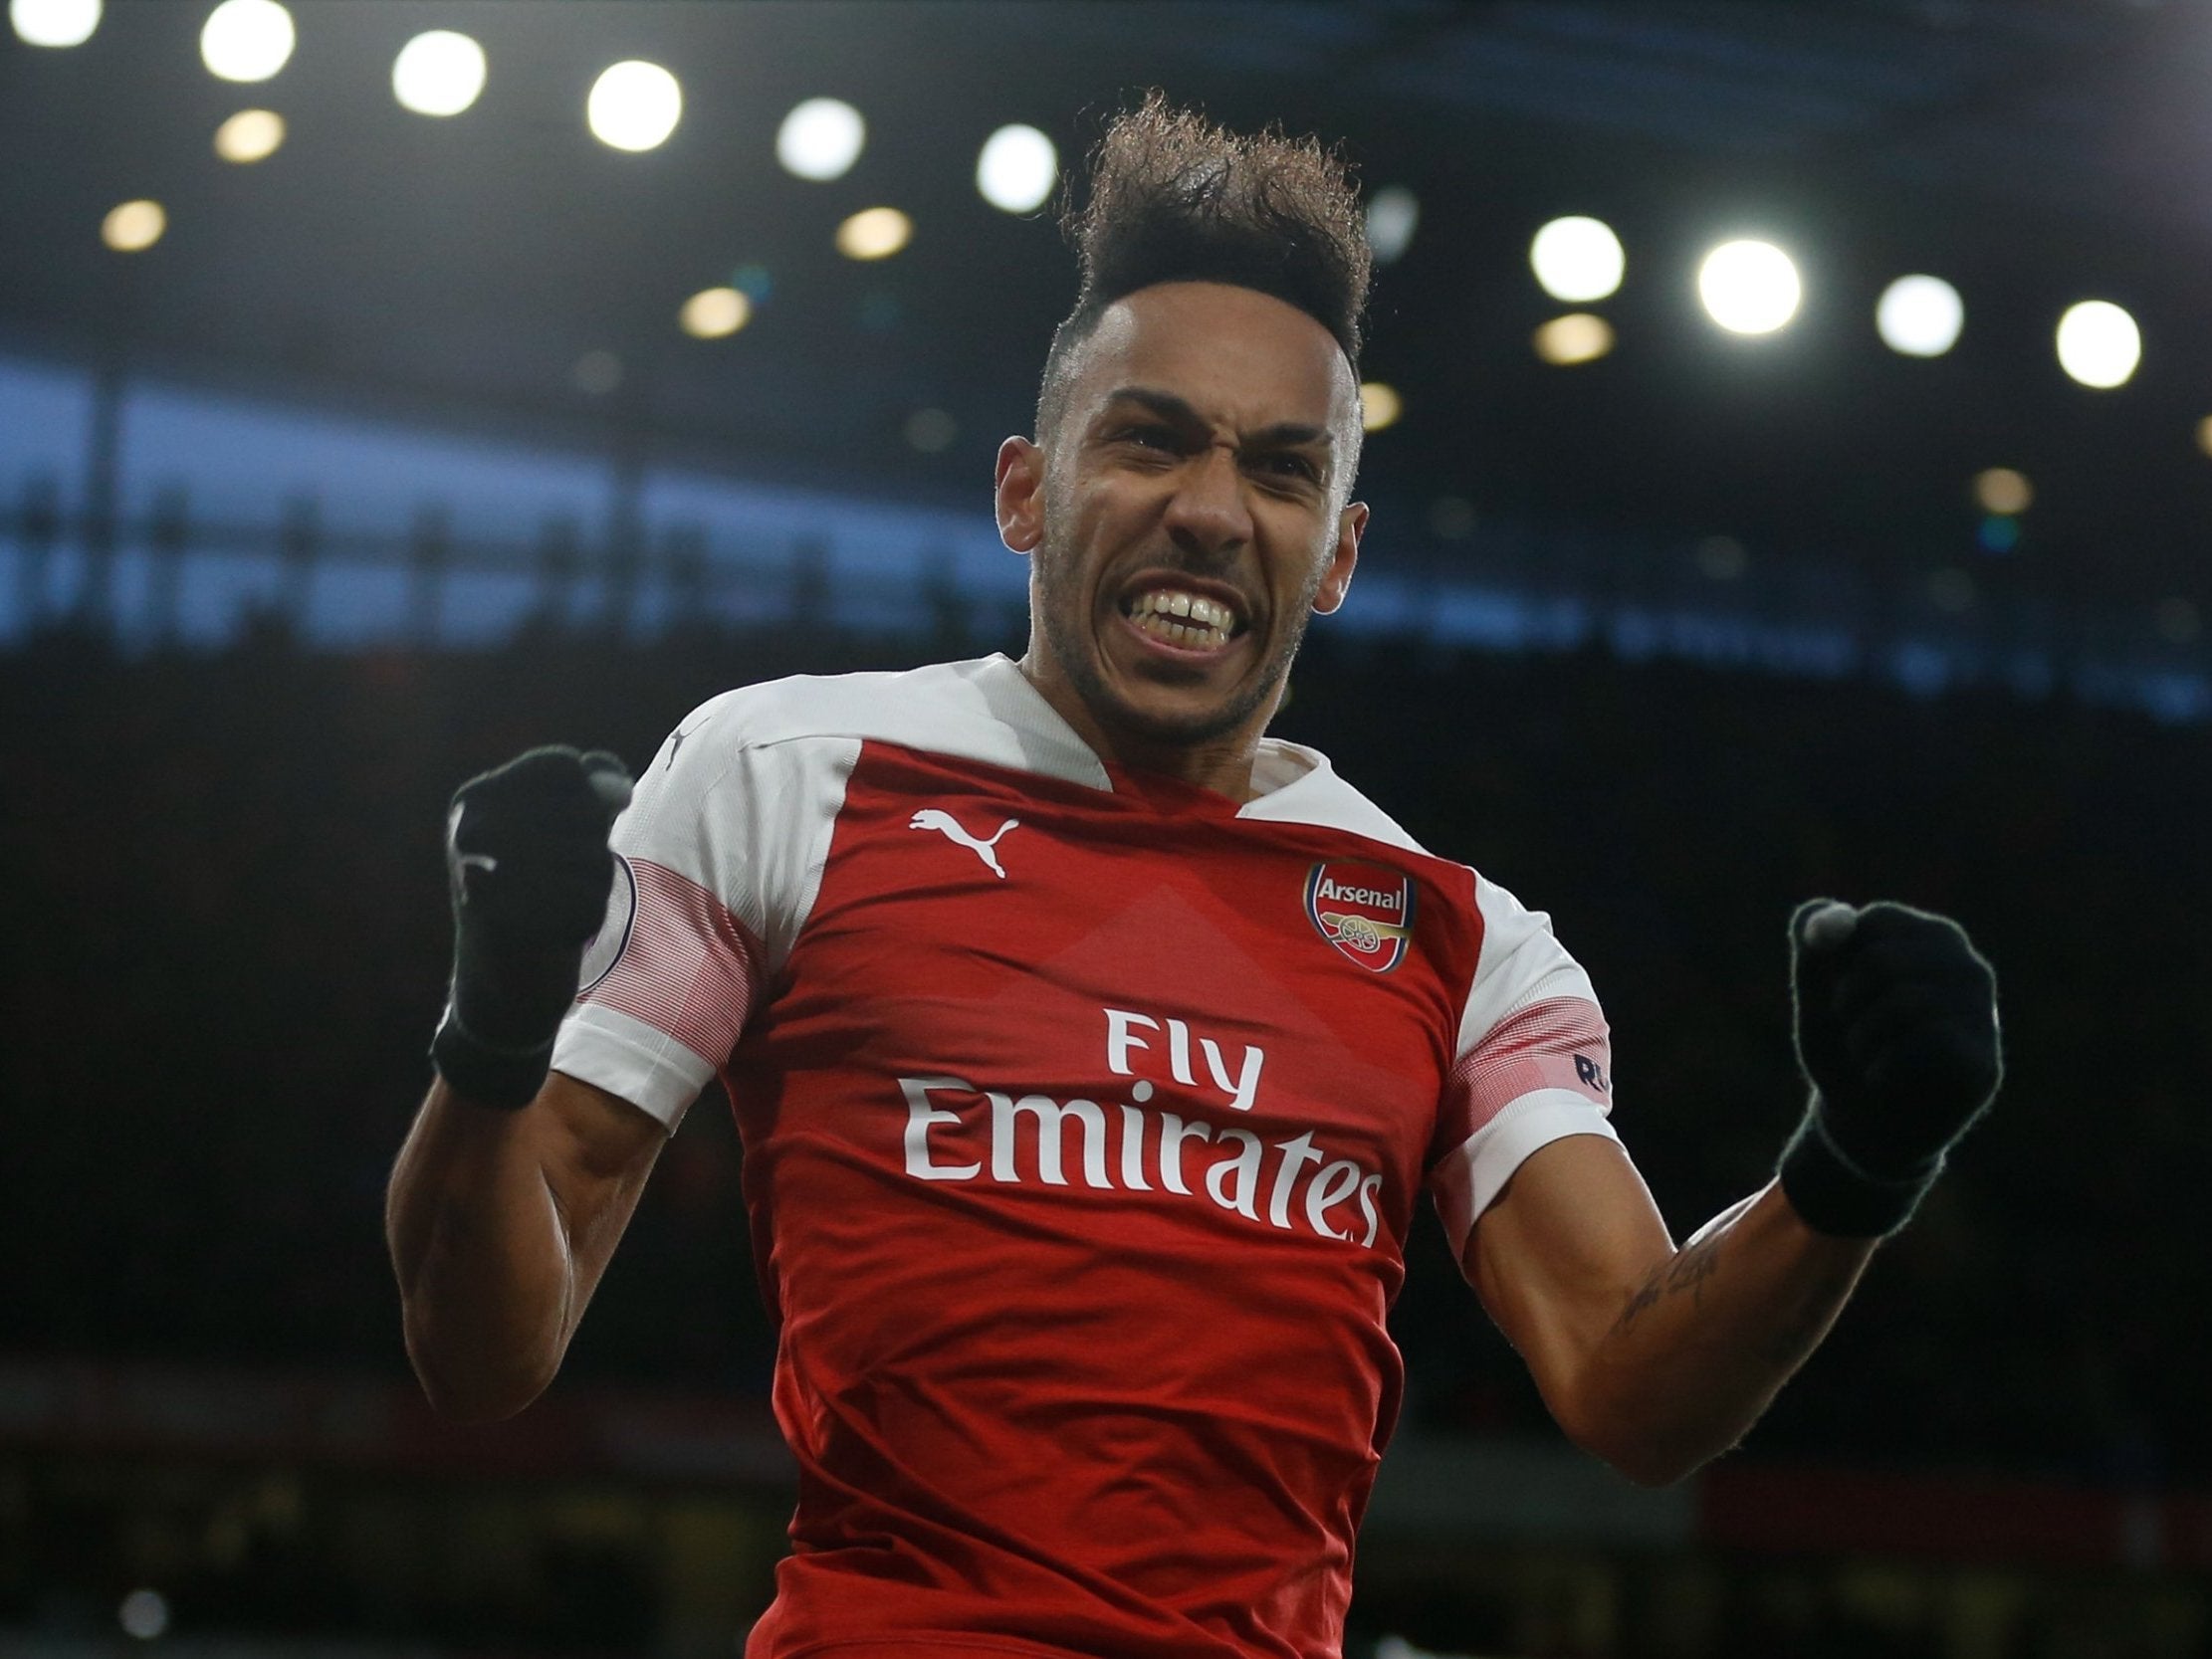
[999,282,1366,751]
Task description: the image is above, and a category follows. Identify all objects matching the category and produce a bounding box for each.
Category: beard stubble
[1032,518,1325,750]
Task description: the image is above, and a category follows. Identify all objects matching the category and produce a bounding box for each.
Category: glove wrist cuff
[431,1006,555,1111]
[1777,1100,1944,1238]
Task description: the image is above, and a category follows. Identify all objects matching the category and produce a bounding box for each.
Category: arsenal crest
[1304,860,1415,972]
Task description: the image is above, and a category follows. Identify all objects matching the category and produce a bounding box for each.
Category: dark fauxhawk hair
[1035,92,1372,438]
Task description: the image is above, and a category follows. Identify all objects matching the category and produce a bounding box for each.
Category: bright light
[586,60,681,152]
[1359,382,1402,433]
[1876,275,1963,357]
[1533,312,1614,366]
[836,207,911,260]
[200,0,294,83]
[212,108,284,162]
[1529,216,1624,303]
[1973,468,2033,516]
[2197,416,2212,459]
[776,98,864,180]
[10,0,101,47]
[392,30,486,117]
[1366,186,1419,265]
[102,199,165,252]
[2056,300,2139,389]
[1697,240,1801,335]
[976,124,1056,213]
[117,1589,169,1641]
[679,287,751,338]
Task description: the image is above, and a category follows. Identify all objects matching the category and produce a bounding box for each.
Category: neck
[1016,649,1271,804]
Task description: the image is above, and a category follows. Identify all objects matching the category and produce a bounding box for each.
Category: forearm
[385,1078,577,1422]
[1571,1180,1874,1485]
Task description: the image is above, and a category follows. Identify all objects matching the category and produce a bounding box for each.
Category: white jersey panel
[552,704,860,1127]
[1429,874,1619,1261]
[1239,741,1427,851]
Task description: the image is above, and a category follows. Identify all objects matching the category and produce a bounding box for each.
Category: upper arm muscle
[1463,1135,1673,1429]
[535,1069,672,1324]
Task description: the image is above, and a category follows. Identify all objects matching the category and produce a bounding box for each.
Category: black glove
[1777,899,2002,1237]
[430,745,633,1108]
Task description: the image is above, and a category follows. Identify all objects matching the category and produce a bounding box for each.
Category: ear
[995,437,1044,554]
[1312,501,1366,616]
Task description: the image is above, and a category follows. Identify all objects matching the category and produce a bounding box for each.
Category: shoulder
[1241,738,1432,855]
[670,657,993,752]
[1244,741,1578,964]
[660,655,1108,786]
[1252,740,1591,1004]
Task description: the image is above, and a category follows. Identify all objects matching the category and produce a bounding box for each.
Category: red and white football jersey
[552,654,1620,1659]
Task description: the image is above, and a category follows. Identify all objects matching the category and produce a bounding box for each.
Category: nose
[1160,441,1253,561]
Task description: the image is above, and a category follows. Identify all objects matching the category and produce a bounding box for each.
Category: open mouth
[1116,582,1250,654]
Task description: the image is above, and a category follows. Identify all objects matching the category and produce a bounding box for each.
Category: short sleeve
[549,692,857,1130]
[1427,875,1619,1264]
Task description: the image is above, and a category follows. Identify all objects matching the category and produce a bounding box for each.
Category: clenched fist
[1778,900,2002,1237]
[432,745,633,1108]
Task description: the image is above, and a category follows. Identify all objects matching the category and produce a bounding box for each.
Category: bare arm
[386,1069,668,1422]
[1467,1135,1876,1487]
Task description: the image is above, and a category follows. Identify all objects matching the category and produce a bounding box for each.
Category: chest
[762,745,1478,1193]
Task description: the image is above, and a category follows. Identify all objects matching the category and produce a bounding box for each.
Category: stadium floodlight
[102,199,165,251]
[777,98,865,181]
[1876,275,1963,357]
[117,1590,169,1642]
[679,287,751,338]
[200,0,294,83]
[1365,187,1419,265]
[2056,300,2139,389]
[10,0,101,47]
[836,207,912,260]
[977,125,1057,213]
[1697,239,1801,334]
[1358,382,1402,433]
[1973,468,2032,516]
[392,30,486,117]
[213,108,284,162]
[587,60,681,152]
[1530,216,1624,303]
[1533,312,1614,366]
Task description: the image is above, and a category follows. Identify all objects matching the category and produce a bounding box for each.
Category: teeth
[1132,610,1225,648]
[1129,589,1236,633]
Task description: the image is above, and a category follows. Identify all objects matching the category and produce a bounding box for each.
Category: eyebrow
[1099,385,1335,450]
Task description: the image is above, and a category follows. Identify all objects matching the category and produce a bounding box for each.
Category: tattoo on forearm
[1615,1233,1724,1334]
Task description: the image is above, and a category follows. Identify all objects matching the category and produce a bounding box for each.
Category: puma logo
[908,808,1019,880]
